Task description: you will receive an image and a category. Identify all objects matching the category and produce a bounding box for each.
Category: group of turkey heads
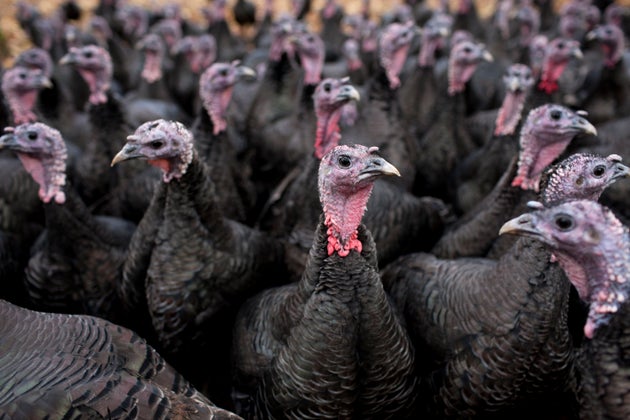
[3,0,630,417]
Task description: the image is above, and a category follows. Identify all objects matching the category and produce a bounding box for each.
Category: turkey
[244,19,326,201]
[112,119,287,407]
[340,20,420,192]
[59,44,159,222]
[203,0,247,62]
[573,23,630,124]
[0,122,135,326]
[257,76,362,276]
[125,31,192,128]
[433,103,598,259]
[232,0,257,39]
[231,144,416,419]
[0,298,242,419]
[455,63,536,214]
[381,145,628,417]
[191,60,257,224]
[500,200,630,419]
[412,36,493,201]
[1,65,52,127]
[398,10,453,138]
[12,47,88,142]
[259,75,450,280]
[319,0,347,63]
[512,104,597,192]
[529,36,583,108]
[169,34,217,117]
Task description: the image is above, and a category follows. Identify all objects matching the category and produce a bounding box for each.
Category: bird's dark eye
[150,139,164,149]
[27,131,38,140]
[592,165,606,177]
[550,109,562,120]
[18,72,26,79]
[219,68,228,77]
[557,41,565,49]
[463,46,472,53]
[554,214,574,231]
[338,154,351,168]
[84,50,93,58]
[323,83,331,92]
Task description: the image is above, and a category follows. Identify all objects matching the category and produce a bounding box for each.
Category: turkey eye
[150,140,164,149]
[593,165,606,177]
[338,155,351,168]
[323,83,331,92]
[220,68,228,77]
[19,72,26,79]
[554,214,574,231]
[463,46,472,53]
[550,109,562,120]
[557,41,565,49]
[27,131,38,140]
[84,50,93,58]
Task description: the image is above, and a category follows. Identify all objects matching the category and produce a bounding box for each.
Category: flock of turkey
[2,0,630,418]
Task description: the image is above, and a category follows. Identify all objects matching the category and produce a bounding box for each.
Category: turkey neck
[434,90,474,156]
[86,90,129,158]
[400,66,438,134]
[193,106,228,162]
[270,222,416,418]
[433,158,522,259]
[267,52,299,94]
[164,151,223,232]
[76,91,129,205]
[367,68,400,113]
[43,187,105,243]
[41,187,125,315]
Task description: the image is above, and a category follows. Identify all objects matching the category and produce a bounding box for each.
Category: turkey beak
[39,75,53,89]
[572,46,583,60]
[59,52,76,66]
[499,214,538,237]
[358,156,400,181]
[438,26,450,38]
[337,85,360,103]
[482,49,493,62]
[505,76,520,92]
[0,133,17,150]
[235,66,257,81]
[571,116,597,137]
[612,162,630,180]
[111,142,143,166]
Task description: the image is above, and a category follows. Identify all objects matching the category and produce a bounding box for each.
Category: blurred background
[0,0,515,66]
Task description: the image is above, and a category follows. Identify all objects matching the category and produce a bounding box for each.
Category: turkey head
[0,122,66,204]
[111,119,193,183]
[319,144,400,256]
[512,104,597,191]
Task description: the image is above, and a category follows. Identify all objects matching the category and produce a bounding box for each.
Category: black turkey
[232,144,416,419]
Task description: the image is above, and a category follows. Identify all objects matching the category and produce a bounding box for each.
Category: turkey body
[0,299,242,419]
[232,144,416,419]
[383,237,575,418]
